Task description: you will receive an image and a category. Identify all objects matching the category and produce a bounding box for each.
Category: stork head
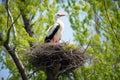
[55,13,66,21]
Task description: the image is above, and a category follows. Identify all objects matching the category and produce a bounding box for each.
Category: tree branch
[4,43,28,80]
[83,39,91,54]
[0,32,3,41]
[4,0,28,80]
[5,0,17,39]
[3,24,28,80]
[20,0,34,46]
[21,13,34,37]
[89,2,110,35]
[94,11,100,34]
[20,0,34,37]
[103,0,120,45]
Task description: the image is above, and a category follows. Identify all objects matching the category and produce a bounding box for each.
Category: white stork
[44,13,66,43]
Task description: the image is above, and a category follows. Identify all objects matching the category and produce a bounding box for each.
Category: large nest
[28,42,88,75]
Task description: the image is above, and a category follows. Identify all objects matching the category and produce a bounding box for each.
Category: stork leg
[51,35,61,43]
[51,38,54,43]
[51,38,56,43]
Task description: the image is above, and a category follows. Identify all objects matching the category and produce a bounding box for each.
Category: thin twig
[5,0,29,39]
[7,69,18,80]
[103,0,120,45]
[82,39,91,54]
[89,2,110,34]
[89,2,120,44]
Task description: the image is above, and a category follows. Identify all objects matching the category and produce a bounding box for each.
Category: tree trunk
[46,68,56,80]
[46,64,61,80]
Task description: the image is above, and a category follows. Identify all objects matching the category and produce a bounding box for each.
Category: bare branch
[4,13,21,44]
[5,0,17,39]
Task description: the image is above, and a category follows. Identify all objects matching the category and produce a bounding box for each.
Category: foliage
[0,0,120,80]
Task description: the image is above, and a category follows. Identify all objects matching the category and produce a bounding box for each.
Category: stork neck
[55,18,64,30]
[56,19,63,25]
[56,18,61,23]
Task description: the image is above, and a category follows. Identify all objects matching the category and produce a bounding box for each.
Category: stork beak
[59,14,66,17]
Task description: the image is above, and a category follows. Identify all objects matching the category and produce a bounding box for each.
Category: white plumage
[44,13,66,43]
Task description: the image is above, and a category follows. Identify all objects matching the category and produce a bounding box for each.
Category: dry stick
[28,43,86,79]
[103,0,120,45]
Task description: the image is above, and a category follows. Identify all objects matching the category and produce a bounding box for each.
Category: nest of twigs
[28,42,87,75]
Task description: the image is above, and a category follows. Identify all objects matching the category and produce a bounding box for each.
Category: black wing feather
[44,24,60,43]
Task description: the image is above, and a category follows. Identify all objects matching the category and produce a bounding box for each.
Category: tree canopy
[0,0,120,80]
